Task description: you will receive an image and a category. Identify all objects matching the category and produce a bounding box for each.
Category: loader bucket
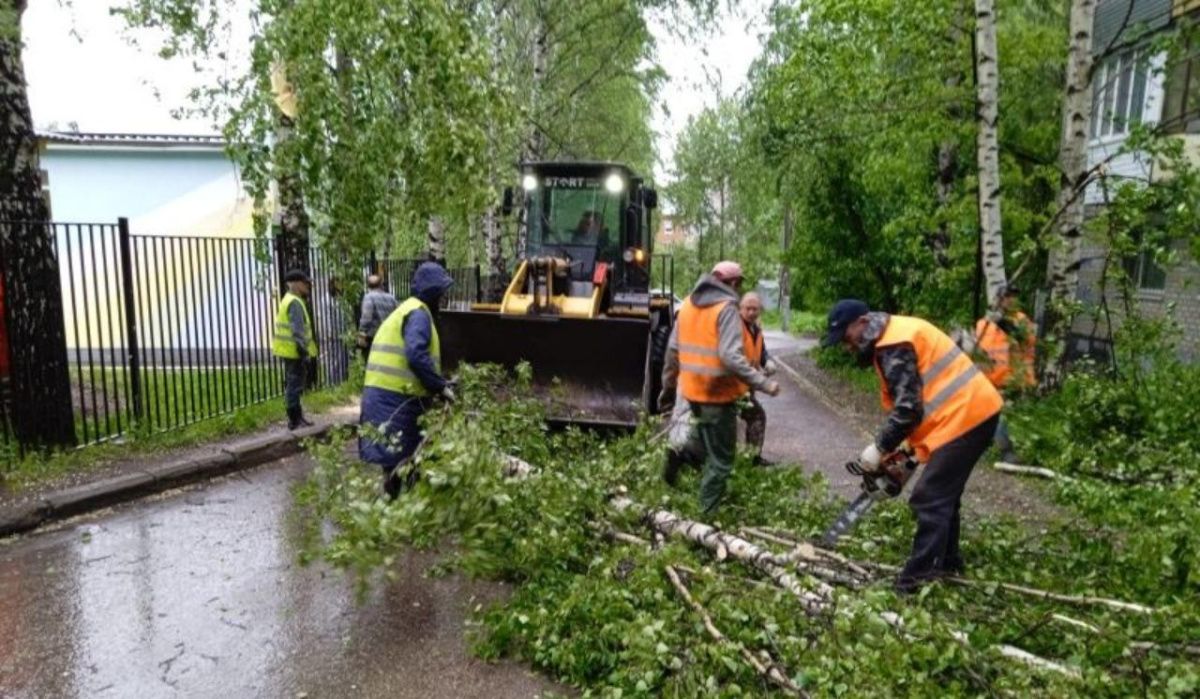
[437,309,652,427]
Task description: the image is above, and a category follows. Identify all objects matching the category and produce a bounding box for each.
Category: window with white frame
[1091,49,1151,140]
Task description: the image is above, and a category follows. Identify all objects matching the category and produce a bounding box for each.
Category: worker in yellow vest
[738,292,778,466]
[271,269,318,430]
[659,261,781,515]
[359,262,455,499]
[973,285,1036,464]
[823,299,1002,592]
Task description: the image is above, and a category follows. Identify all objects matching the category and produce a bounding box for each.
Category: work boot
[663,449,685,487]
[752,455,777,467]
[287,407,300,430]
[291,409,315,430]
[382,469,403,501]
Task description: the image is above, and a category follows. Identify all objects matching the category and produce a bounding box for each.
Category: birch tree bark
[427,215,446,263]
[269,62,311,283]
[779,203,793,332]
[1045,0,1097,368]
[0,0,77,448]
[516,9,548,261]
[974,0,1008,306]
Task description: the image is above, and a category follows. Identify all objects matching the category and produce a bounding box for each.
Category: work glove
[440,385,457,403]
[764,358,778,376]
[859,443,883,471]
[657,388,675,413]
[761,379,781,397]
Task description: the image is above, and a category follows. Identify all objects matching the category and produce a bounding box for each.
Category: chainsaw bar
[820,491,876,548]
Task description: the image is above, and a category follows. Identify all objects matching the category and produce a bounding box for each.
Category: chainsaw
[820,444,919,548]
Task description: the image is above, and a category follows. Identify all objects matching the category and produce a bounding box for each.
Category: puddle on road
[0,459,559,698]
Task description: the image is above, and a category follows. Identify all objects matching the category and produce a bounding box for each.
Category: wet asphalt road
[0,458,559,699]
[0,331,863,699]
[756,331,866,497]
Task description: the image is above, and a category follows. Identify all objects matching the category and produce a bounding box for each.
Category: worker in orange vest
[659,261,781,514]
[823,299,1002,592]
[737,292,777,466]
[973,285,1036,464]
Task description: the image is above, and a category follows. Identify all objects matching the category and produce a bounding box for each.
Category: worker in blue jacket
[359,262,455,498]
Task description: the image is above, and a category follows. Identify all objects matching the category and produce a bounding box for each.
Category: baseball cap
[711,261,743,282]
[821,299,870,347]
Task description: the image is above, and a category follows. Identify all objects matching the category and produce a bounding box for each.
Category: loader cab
[521,162,656,306]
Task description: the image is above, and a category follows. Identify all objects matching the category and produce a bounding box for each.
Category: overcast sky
[23,1,767,183]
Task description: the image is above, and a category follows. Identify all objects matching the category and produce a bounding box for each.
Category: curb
[0,422,342,539]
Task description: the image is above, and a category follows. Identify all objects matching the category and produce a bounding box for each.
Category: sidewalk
[0,403,359,538]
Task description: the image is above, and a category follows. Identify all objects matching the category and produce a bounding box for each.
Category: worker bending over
[823,299,1002,592]
[973,285,1036,464]
[359,262,455,499]
[358,274,399,362]
[660,261,780,515]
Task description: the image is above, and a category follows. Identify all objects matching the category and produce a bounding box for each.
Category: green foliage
[1009,359,1200,600]
[298,364,1199,696]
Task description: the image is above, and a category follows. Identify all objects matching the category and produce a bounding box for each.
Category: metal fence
[374,257,488,309]
[1,220,352,451]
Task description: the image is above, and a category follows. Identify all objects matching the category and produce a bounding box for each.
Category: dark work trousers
[739,393,766,455]
[283,358,306,413]
[358,336,374,364]
[901,412,1000,582]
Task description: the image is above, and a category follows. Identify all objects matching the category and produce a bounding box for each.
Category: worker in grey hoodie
[658,261,781,514]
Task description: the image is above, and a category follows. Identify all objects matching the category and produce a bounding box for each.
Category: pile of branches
[297,365,1200,697]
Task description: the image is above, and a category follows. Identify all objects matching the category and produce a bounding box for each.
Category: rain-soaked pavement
[0,457,560,698]
[0,330,866,699]
[756,331,867,497]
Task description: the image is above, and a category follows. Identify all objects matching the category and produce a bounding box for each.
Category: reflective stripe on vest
[677,298,747,404]
[271,292,318,359]
[364,297,440,396]
[874,316,1003,461]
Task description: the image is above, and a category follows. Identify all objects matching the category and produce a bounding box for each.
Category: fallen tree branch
[611,495,829,613]
[665,565,807,697]
[743,527,876,578]
[993,462,1063,480]
[943,576,1156,615]
[880,612,1082,679]
[1051,613,1101,634]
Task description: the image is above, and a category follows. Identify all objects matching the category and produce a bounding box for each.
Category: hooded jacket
[402,263,455,394]
[661,274,770,398]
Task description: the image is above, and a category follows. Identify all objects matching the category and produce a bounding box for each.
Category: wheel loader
[437,161,674,427]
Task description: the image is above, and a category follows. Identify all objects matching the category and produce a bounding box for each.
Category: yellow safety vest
[271,292,318,359]
[364,297,440,396]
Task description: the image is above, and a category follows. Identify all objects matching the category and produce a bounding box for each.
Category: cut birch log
[743,527,876,578]
[665,566,807,698]
[501,454,537,479]
[610,496,829,613]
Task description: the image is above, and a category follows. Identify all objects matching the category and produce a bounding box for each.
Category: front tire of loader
[645,308,671,415]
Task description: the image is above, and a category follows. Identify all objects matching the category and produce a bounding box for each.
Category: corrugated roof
[38,131,226,148]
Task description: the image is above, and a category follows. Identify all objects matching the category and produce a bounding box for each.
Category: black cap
[821,299,870,348]
[284,269,311,284]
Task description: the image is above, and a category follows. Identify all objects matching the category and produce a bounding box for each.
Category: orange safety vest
[678,298,749,404]
[874,316,1003,462]
[743,323,764,369]
[975,312,1036,389]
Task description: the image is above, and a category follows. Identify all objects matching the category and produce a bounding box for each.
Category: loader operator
[359,262,456,500]
[973,284,1036,464]
[659,261,781,515]
[271,269,317,430]
[738,292,778,466]
[823,299,1002,593]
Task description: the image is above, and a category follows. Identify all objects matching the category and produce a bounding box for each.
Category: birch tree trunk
[427,215,446,263]
[0,0,77,448]
[974,0,1007,307]
[779,204,793,333]
[483,0,506,295]
[1045,0,1097,370]
[270,60,311,284]
[516,12,548,261]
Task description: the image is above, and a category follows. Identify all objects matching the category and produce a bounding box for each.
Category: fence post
[117,218,143,423]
